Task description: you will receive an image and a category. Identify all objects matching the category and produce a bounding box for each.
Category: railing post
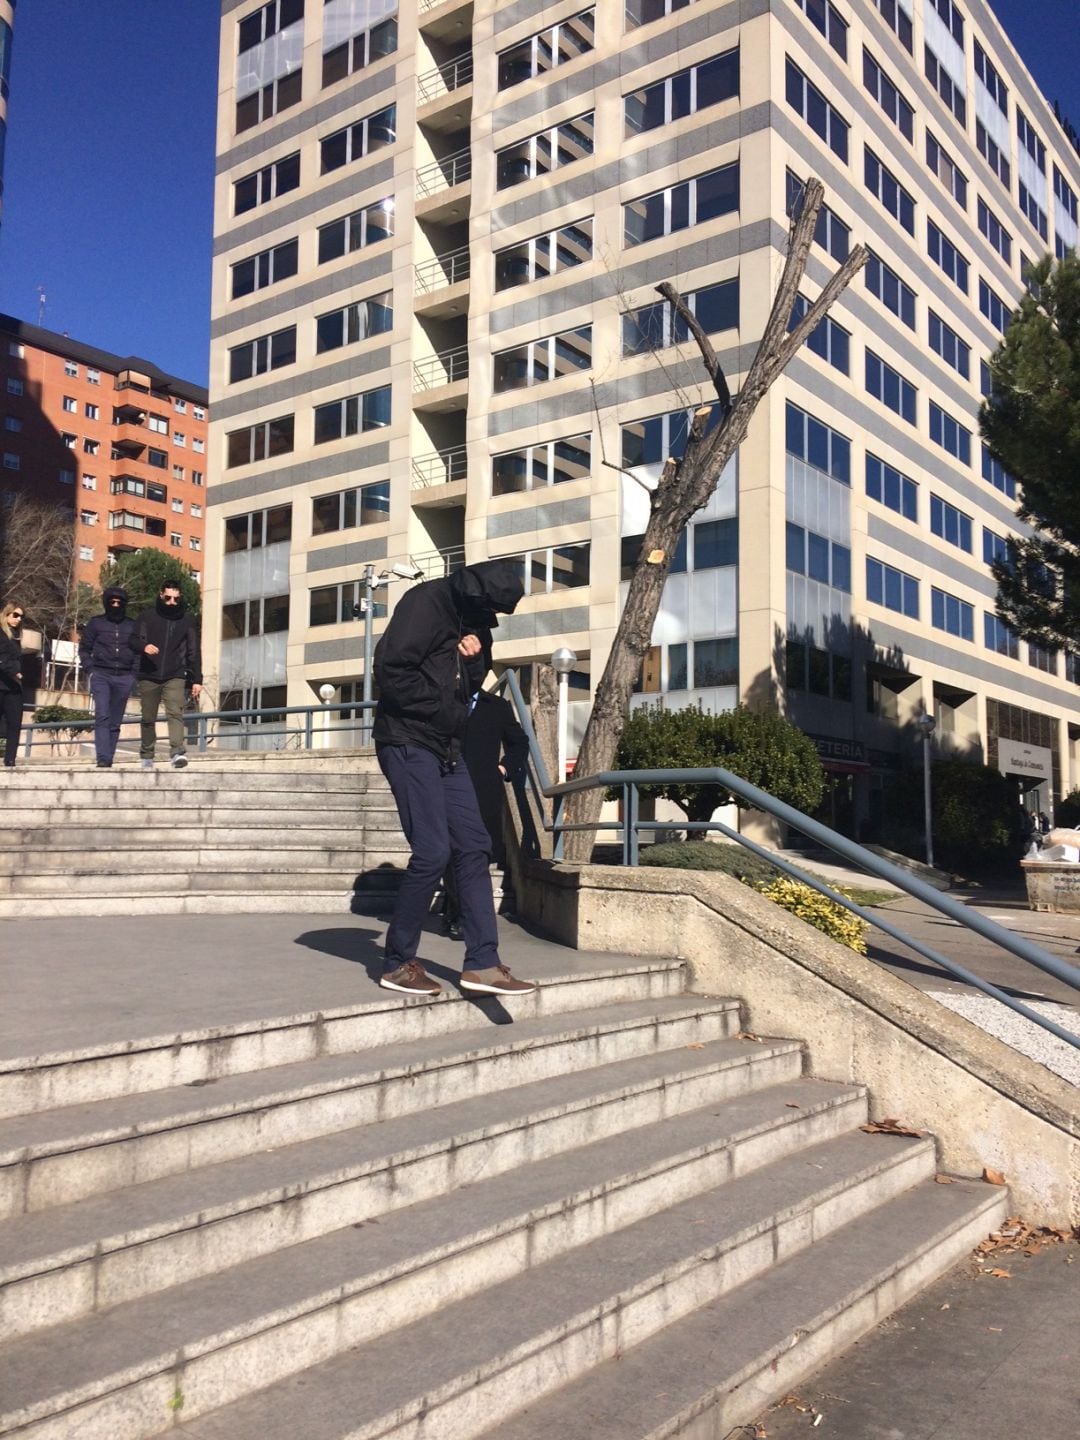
[628,784,641,866]
[622,784,632,867]
[553,794,565,861]
[198,715,208,753]
[304,707,315,750]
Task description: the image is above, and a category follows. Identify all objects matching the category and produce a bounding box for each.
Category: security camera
[390,562,424,581]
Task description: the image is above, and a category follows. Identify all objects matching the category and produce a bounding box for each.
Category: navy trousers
[89,671,136,765]
[377,743,499,974]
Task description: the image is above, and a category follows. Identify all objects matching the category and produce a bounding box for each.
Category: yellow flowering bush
[754,877,868,954]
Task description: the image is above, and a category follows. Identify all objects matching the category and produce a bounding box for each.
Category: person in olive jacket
[79,586,140,768]
[130,582,202,769]
[372,559,535,999]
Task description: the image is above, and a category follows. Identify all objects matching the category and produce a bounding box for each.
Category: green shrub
[880,758,1024,875]
[33,705,93,727]
[754,877,868,953]
[641,840,781,886]
[1057,791,1080,829]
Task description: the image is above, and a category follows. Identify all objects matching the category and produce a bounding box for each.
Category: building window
[627,164,738,248]
[59,468,75,485]
[498,10,595,88]
[147,448,167,470]
[785,170,850,262]
[2,452,19,469]
[85,403,99,421]
[1017,107,1047,171]
[492,434,591,495]
[974,40,1008,113]
[87,369,100,385]
[985,612,1018,658]
[927,220,969,292]
[924,42,965,127]
[173,432,186,447]
[926,131,967,207]
[170,533,183,548]
[975,111,1010,182]
[111,476,146,498]
[977,198,1012,263]
[317,198,395,263]
[78,508,98,526]
[496,543,590,595]
[621,403,723,469]
[313,386,392,443]
[785,401,850,484]
[311,479,390,534]
[175,400,187,414]
[625,48,738,134]
[61,431,77,449]
[786,523,851,591]
[872,0,913,50]
[172,499,184,513]
[82,475,97,490]
[79,545,94,563]
[863,49,913,141]
[231,238,298,299]
[320,104,397,174]
[625,0,694,24]
[623,280,739,356]
[493,326,592,391]
[233,151,301,216]
[864,251,916,329]
[64,360,78,377]
[928,311,970,378]
[226,414,295,468]
[497,113,595,189]
[983,527,1009,566]
[224,505,292,553]
[4,416,21,432]
[787,642,853,701]
[496,220,593,288]
[221,594,290,640]
[866,350,917,424]
[190,537,201,552]
[172,464,185,481]
[5,378,22,396]
[191,504,202,518]
[236,70,302,134]
[1028,641,1057,674]
[979,279,1011,335]
[1019,181,1049,241]
[147,413,168,435]
[864,148,914,233]
[793,0,847,58]
[62,395,77,412]
[787,294,850,374]
[235,0,303,132]
[867,557,919,617]
[932,587,974,640]
[192,438,205,454]
[981,445,1017,498]
[192,470,204,486]
[322,7,397,88]
[315,294,393,353]
[785,57,848,163]
[930,495,973,551]
[866,454,917,521]
[929,403,972,464]
[1054,165,1078,225]
[309,580,387,627]
[193,406,205,421]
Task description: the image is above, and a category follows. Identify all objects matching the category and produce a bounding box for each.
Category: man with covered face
[78,586,140,768]
[372,558,537,998]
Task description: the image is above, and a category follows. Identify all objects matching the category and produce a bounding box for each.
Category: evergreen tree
[980,252,1080,651]
[98,549,201,618]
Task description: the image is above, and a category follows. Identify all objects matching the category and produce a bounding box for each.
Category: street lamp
[915,711,936,869]
[356,562,424,741]
[318,683,336,750]
[551,647,577,782]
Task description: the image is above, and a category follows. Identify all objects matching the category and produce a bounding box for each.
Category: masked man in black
[372,559,536,998]
[78,586,140,768]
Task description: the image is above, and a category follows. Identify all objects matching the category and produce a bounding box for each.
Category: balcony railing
[414,246,471,295]
[417,53,473,105]
[412,445,468,488]
[416,145,472,198]
[413,346,470,390]
[412,544,467,578]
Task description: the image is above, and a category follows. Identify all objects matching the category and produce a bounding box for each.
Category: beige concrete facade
[206,0,1080,829]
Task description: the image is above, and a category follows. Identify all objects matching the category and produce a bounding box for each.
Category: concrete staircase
[0,761,406,917]
[0,956,1006,1440]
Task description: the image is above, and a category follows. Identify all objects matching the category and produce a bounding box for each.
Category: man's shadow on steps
[294,927,515,1025]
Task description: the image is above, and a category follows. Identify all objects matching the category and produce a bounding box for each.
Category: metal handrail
[411,544,467,578]
[416,146,471,197]
[491,679,1080,1053]
[412,445,467,487]
[417,53,473,104]
[414,246,471,294]
[413,345,469,389]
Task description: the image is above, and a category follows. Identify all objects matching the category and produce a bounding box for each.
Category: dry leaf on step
[859,1117,923,1138]
[983,1166,1007,1186]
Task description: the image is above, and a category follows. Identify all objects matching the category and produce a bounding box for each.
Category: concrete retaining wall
[517,859,1079,1226]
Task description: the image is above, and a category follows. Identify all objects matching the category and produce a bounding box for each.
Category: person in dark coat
[0,601,25,769]
[372,558,536,999]
[130,582,202,769]
[442,685,529,939]
[79,586,140,768]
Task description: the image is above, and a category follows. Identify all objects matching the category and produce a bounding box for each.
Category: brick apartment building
[0,315,208,593]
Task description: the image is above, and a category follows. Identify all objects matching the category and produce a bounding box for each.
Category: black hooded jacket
[372,560,524,761]
[131,596,203,685]
[79,587,140,676]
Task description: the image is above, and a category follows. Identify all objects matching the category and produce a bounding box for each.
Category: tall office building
[0,315,209,589]
[206,0,1080,832]
[0,0,13,229]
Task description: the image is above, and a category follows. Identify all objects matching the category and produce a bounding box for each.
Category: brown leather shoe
[380,962,442,996]
[460,965,538,996]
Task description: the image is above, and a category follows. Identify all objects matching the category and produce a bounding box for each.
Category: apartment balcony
[417,0,473,42]
[412,543,466,579]
[414,245,471,317]
[416,54,473,130]
[415,145,471,221]
[411,445,467,506]
[112,423,147,457]
[412,346,469,411]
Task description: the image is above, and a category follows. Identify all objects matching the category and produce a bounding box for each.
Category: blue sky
[0,0,1077,389]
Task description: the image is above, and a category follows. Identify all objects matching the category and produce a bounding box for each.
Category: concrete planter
[1021,859,1080,913]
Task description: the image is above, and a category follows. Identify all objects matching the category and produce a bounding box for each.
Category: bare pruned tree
[562,178,867,860]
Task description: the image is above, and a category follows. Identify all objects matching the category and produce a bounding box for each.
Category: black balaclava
[103,586,128,621]
[155,590,186,619]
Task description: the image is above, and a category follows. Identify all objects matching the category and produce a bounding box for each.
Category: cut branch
[656,282,731,411]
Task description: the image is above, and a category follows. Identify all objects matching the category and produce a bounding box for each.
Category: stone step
[0,826,392,854]
[0,862,420,897]
[0,1130,944,1440]
[0,890,377,918]
[0,770,384,794]
[0,993,741,1216]
[0,1064,842,1339]
[0,806,394,828]
[455,1182,1008,1440]
[0,955,685,1119]
[0,845,402,877]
